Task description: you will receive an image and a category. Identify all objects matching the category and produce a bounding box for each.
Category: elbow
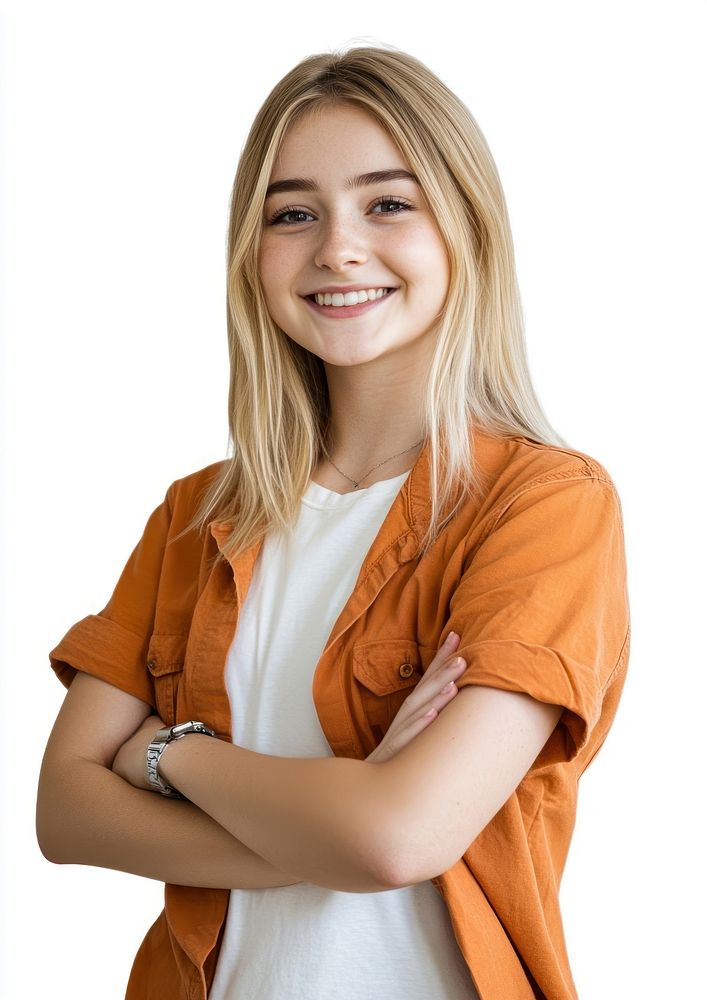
[35,773,71,865]
[35,811,65,865]
[366,830,408,891]
[360,768,420,891]
[376,845,443,891]
[377,831,476,891]
[378,826,473,889]
[35,800,66,865]
[328,761,410,893]
[373,848,418,892]
[363,780,448,891]
[36,830,65,866]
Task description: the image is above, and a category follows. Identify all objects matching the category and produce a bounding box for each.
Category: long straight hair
[184,44,569,561]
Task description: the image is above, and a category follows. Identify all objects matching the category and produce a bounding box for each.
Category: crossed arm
[36,673,309,891]
[36,669,562,893]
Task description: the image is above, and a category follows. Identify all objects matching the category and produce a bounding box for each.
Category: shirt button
[399,662,415,679]
[147,659,157,670]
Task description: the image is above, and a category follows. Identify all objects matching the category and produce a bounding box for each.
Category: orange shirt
[48,426,630,1000]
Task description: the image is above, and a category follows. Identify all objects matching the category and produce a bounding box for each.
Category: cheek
[387,225,450,291]
[424,239,451,309]
[420,228,451,286]
[257,243,292,304]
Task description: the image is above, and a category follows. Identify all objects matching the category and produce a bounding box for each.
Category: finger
[401,657,465,722]
[432,659,465,697]
[440,655,466,679]
[427,677,461,713]
[427,633,460,675]
[385,708,435,757]
[438,680,457,698]
[438,631,459,652]
[377,671,462,762]
[408,681,460,732]
[424,652,467,689]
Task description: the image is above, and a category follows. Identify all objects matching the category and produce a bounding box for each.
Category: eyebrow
[264,168,419,200]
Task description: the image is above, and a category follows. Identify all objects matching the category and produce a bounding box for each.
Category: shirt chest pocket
[146,633,187,726]
[352,639,439,736]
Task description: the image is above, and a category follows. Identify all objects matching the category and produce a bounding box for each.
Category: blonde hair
[185,43,569,561]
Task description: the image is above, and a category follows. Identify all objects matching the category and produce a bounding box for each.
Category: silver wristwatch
[146,720,217,799]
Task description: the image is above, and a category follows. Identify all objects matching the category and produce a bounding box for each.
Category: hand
[111,713,166,792]
[366,633,467,765]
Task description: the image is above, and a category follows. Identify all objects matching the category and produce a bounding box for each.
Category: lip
[303,288,397,319]
[304,284,395,295]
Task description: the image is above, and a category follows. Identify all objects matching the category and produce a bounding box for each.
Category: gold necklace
[324,438,425,490]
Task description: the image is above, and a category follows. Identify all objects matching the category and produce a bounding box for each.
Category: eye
[265,195,414,227]
[369,196,413,216]
[267,205,315,226]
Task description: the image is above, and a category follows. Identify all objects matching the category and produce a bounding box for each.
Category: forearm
[158,736,396,893]
[36,758,303,889]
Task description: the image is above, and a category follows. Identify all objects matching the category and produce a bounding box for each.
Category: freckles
[258,245,288,288]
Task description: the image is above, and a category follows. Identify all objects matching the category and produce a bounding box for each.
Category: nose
[313,213,368,271]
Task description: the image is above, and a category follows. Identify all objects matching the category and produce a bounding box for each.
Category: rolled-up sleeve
[448,473,630,764]
[48,485,175,707]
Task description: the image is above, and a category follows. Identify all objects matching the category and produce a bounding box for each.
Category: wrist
[146,721,216,799]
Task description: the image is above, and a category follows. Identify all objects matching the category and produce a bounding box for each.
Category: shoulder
[163,459,229,520]
[472,427,621,514]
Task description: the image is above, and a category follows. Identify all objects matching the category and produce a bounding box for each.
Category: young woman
[36,45,630,1000]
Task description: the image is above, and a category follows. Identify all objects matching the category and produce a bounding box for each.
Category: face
[258,103,450,372]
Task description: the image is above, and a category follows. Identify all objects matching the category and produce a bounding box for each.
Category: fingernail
[447,631,458,642]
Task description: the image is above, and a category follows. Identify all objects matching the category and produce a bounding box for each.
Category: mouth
[306,287,395,303]
[303,287,397,318]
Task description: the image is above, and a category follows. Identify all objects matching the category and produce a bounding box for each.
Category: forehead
[269,104,410,180]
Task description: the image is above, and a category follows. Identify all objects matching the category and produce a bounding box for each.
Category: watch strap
[146,720,217,799]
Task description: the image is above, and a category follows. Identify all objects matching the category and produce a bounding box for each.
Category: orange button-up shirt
[48,426,630,1000]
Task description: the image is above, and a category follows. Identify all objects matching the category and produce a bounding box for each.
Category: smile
[304,288,397,318]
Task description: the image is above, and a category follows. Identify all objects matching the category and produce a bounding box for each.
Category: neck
[315,342,432,488]
[314,430,426,494]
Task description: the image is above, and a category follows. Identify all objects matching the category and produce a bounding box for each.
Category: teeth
[314,288,390,307]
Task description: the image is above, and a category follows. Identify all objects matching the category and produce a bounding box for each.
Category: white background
[1,1,705,997]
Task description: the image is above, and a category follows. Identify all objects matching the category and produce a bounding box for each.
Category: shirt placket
[168,502,424,995]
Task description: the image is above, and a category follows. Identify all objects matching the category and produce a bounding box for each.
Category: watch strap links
[146,720,217,799]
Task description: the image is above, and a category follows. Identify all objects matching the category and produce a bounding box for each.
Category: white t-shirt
[208,471,479,999]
